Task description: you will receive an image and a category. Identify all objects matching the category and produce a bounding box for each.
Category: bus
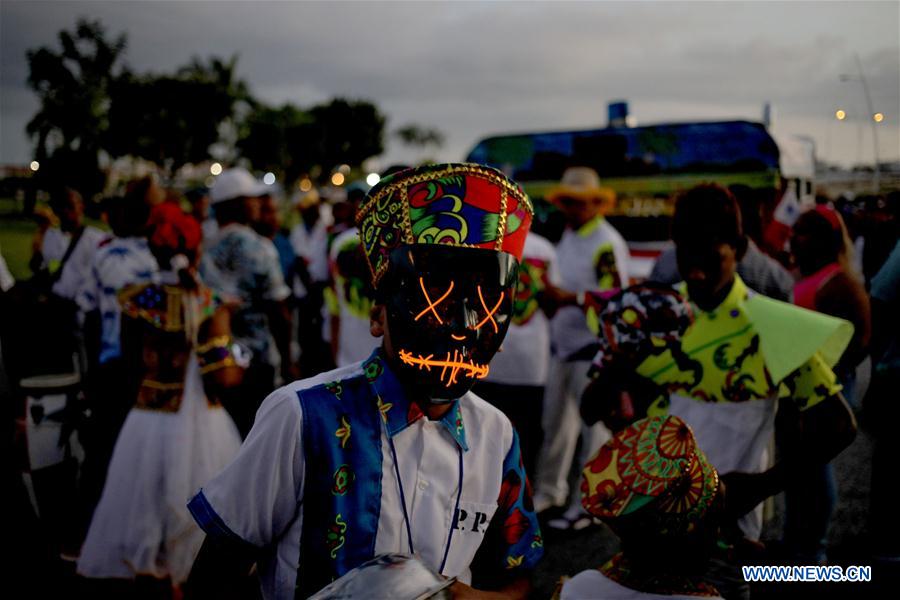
[465,117,785,278]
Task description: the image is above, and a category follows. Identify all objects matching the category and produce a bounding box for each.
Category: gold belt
[135,379,223,412]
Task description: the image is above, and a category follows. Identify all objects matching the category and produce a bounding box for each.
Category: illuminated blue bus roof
[466,120,779,182]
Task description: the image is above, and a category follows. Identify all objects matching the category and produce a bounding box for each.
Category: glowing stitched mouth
[398,349,490,387]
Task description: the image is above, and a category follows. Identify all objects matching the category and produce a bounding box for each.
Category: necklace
[384,418,464,575]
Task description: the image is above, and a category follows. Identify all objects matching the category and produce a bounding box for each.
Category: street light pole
[847,53,881,192]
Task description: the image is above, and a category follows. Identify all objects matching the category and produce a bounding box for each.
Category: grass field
[0,197,37,281]
[0,196,112,281]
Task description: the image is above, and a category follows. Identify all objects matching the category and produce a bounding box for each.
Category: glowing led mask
[383,245,518,401]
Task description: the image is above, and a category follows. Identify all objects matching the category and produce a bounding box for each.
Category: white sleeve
[613,234,631,286]
[547,244,563,287]
[76,257,101,313]
[259,240,292,302]
[189,387,305,548]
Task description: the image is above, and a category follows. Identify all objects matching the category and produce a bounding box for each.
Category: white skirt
[77,354,242,584]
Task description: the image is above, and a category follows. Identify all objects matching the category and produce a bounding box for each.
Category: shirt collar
[685,274,749,318]
[362,349,468,451]
[573,215,603,237]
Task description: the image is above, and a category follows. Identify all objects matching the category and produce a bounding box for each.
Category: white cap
[209,167,269,204]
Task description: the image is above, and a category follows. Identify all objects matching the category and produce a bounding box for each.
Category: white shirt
[0,245,14,292]
[76,237,160,363]
[289,215,331,289]
[41,226,108,301]
[487,233,560,386]
[329,228,379,367]
[192,360,534,599]
[551,217,630,360]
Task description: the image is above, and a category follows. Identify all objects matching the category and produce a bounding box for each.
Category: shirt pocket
[443,500,498,576]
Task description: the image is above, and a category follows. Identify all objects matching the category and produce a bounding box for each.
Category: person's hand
[580,377,634,431]
[449,580,507,600]
[720,471,769,523]
[538,283,576,318]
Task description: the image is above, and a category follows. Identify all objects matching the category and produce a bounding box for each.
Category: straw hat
[547,166,615,206]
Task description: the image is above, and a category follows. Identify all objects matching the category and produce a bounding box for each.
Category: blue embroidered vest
[294,356,389,598]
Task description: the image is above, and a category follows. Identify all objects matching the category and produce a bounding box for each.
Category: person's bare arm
[200,306,245,394]
[816,272,871,375]
[450,576,531,600]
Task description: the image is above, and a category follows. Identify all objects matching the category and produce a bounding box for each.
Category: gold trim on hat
[356,163,532,287]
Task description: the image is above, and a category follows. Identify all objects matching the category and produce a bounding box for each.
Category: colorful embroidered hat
[581,415,718,535]
[585,283,695,370]
[356,163,533,287]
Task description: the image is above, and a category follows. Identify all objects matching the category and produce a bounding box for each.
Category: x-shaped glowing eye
[474,286,504,333]
[414,277,454,323]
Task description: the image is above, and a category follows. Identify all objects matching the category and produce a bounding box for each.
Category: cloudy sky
[2,1,898,170]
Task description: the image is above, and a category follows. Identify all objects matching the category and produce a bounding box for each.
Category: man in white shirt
[532,167,629,528]
[288,188,334,376]
[200,168,294,436]
[76,190,160,514]
[474,231,559,478]
[187,164,543,599]
[327,226,381,367]
[31,187,107,305]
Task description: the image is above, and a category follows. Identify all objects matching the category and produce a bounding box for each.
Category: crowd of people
[2,162,898,599]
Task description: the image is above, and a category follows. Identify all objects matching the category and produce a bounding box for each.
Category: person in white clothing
[289,188,333,375]
[31,187,107,305]
[532,167,629,529]
[582,185,857,598]
[187,163,544,600]
[200,168,294,436]
[473,231,559,478]
[327,226,380,367]
[77,202,243,594]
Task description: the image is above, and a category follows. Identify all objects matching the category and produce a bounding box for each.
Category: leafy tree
[26,19,126,198]
[238,98,386,184]
[236,102,312,183]
[106,56,250,173]
[394,124,445,149]
[305,98,386,175]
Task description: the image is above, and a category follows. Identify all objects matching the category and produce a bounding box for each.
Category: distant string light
[366,172,381,187]
[873,112,884,123]
[210,162,223,175]
[263,172,276,185]
[835,109,847,121]
[331,173,345,186]
[29,161,40,171]
[299,177,313,192]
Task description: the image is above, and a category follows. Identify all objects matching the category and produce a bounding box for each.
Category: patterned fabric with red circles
[581,415,718,535]
[356,163,533,287]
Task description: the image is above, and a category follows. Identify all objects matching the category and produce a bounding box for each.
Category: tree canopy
[26,19,126,198]
[24,18,431,197]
